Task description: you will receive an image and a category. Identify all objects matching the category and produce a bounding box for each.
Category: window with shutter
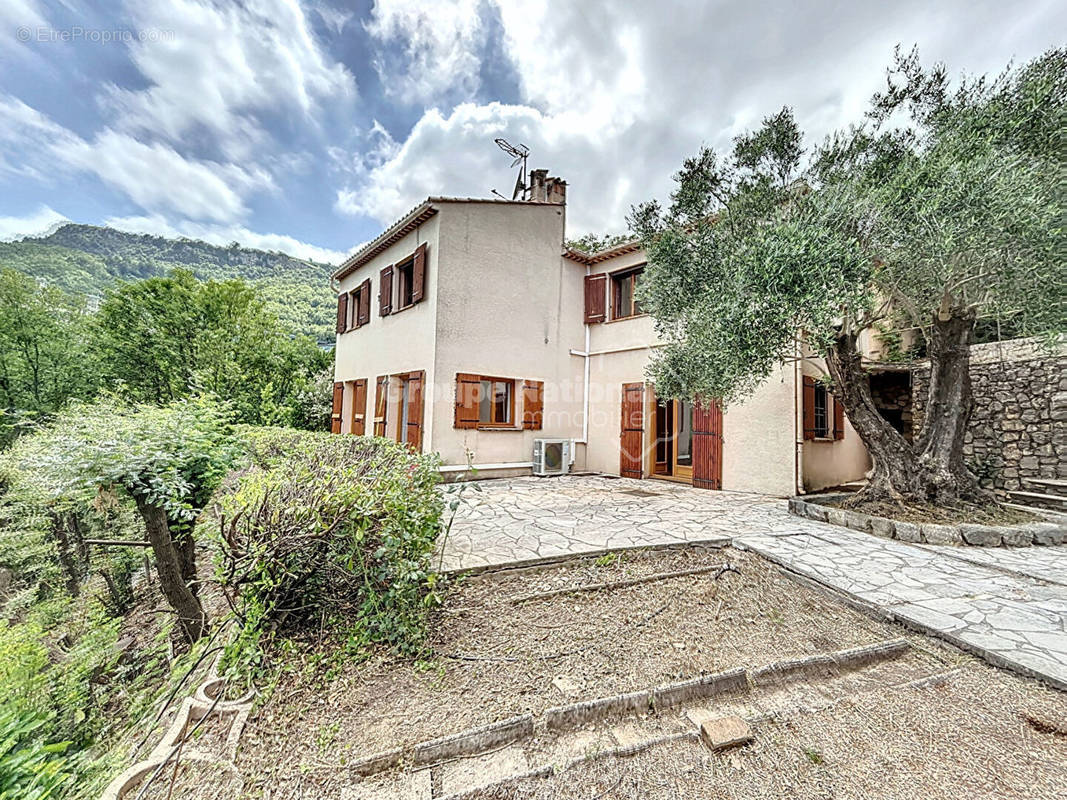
[522,380,544,430]
[454,373,481,429]
[379,265,393,316]
[803,375,834,439]
[584,273,607,323]
[802,375,816,440]
[349,378,368,435]
[404,371,424,450]
[335,293,348,334]
[412,242,426,303]
[331,381,344,434]
[357,278,371,326]
[833,394,846,440]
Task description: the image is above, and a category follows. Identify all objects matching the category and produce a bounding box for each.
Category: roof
[332,196,565,281]
[562,239,643,265]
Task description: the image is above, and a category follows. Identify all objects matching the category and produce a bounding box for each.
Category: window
[611,267,644,319]
[478,378,513,426]
[341,278,370,331]
[813,383,830,439]
[396,256,415,309]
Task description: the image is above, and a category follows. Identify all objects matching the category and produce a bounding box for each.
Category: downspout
[794,342,803,496]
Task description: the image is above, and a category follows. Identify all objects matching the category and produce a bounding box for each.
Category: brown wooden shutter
[379,265,393,316]
[350,378,367,435]
[405,371,424,451]
[357,278,371,326]
[373,375,388,436]
[693,399,723,490]
[412,243,427,303]
[335,292,348,334]
[802,375,816,441]
[522,380,544,430]
[584,273,607,323]
[454,373,480,429]
[331,381,344,434]
[833,394,846,440]
[620,382,644,478]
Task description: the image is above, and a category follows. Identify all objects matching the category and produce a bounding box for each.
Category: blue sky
[0,1,1062,264]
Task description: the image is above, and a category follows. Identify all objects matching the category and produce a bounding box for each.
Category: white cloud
[365,0,487,105]
[0,0,47,52]
[104,0,357,158]
[104,213,351,265]
[344,0,1066,236]
[0,205,68,241]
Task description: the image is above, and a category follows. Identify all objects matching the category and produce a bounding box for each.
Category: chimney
[528,168,566,204]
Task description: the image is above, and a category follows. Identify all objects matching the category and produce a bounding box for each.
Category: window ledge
[476,425,523,432]
[606,313,649,324]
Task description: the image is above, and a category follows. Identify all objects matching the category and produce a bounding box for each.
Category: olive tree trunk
[133,494,207,642]
[825,310,989,507]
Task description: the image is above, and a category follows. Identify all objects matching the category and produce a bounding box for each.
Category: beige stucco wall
[798,356,872,491]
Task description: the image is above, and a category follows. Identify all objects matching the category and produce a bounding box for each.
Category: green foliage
[214,429,444,681]
[0,269,98,445]
[92,270,330,427]
[2,395,239,524]
[0,223,337,343]
[565,232,633,253]
[631,48,1066,404]
[0,708,75,800]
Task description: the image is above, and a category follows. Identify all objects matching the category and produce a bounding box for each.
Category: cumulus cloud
[0,205,68,241]
[104,213,352,265]
[104,0,357,159]
[343,0,1065,235]
[365,0,488,105]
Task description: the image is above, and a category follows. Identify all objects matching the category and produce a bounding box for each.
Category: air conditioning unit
[533,438,572,477]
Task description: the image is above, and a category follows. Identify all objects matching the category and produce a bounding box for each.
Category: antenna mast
[494,138,530,200]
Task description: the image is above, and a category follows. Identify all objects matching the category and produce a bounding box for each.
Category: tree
[566,232,633,253]
[92,270,330,427]
[630,49,1065,508]
[0,269,96,444]
[3,396,238,641]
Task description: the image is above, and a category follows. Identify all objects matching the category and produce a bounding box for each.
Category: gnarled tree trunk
[134,494,207,642]
[825,309,990,507]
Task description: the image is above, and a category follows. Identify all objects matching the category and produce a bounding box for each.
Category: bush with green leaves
[214,429,444,677]
[0,708,75,800]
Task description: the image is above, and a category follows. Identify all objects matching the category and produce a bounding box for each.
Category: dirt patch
[826,496,1038,526]
[480,664,1067,800]
[235,546,917,796]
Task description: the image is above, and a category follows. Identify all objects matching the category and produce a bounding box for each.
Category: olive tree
[3,396,237,641]
[630,49,1065,507]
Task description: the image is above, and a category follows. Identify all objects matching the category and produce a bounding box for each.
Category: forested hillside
[0,223,338,343]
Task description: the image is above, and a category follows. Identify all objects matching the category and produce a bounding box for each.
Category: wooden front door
[692,400,723,490]
[620,382,645,478]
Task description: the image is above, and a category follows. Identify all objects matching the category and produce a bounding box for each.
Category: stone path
[440,475,1067,690]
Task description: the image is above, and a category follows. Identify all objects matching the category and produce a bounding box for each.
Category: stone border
[789,493,1066,547]
[350,639,909,779]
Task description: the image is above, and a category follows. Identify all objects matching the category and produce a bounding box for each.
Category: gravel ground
[480,664,1067,800]
[237,546,927,793]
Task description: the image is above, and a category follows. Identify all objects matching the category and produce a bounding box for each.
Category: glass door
[672,399,694,481]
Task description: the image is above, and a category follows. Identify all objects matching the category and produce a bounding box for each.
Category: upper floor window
[611,267,644,320]
[380,242,427,317]
[396,255,416,310]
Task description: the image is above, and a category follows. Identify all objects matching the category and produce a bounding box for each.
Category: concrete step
[1026,478,1067,498]
[1007,490,1067,512]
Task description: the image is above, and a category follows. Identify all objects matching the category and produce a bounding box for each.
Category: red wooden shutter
[350,378,367,435]
[357,278,371,326]
[331,381,344,433]
[522,380,544,430]
[802,375,816,441]
[584,273,607,323]
[620,382,644,478]
[454,373,481,429]
[335,292,348,334]
[373,375,388,436]
[833,395,846,440]
[693,399,723,490]
[405,371,424,451]
[412,243,427,303]
[379,265,393,316]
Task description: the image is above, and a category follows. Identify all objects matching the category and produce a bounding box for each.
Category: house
[330,171,870,496]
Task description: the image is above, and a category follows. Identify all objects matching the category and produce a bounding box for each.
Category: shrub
[214,430,444,676]
[0,708,74,800]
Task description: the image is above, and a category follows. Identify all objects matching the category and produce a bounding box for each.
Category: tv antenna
[494,138,530,200]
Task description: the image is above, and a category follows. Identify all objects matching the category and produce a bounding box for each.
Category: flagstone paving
[439,475,1067,690]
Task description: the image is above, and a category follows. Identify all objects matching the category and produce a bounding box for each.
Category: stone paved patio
[440,475,1067,691]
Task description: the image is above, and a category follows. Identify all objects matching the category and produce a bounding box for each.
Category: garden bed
[789,494,1066,547]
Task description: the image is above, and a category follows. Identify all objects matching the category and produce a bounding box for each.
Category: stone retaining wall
[788,494,1066,548]
[912,337,1067,492]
